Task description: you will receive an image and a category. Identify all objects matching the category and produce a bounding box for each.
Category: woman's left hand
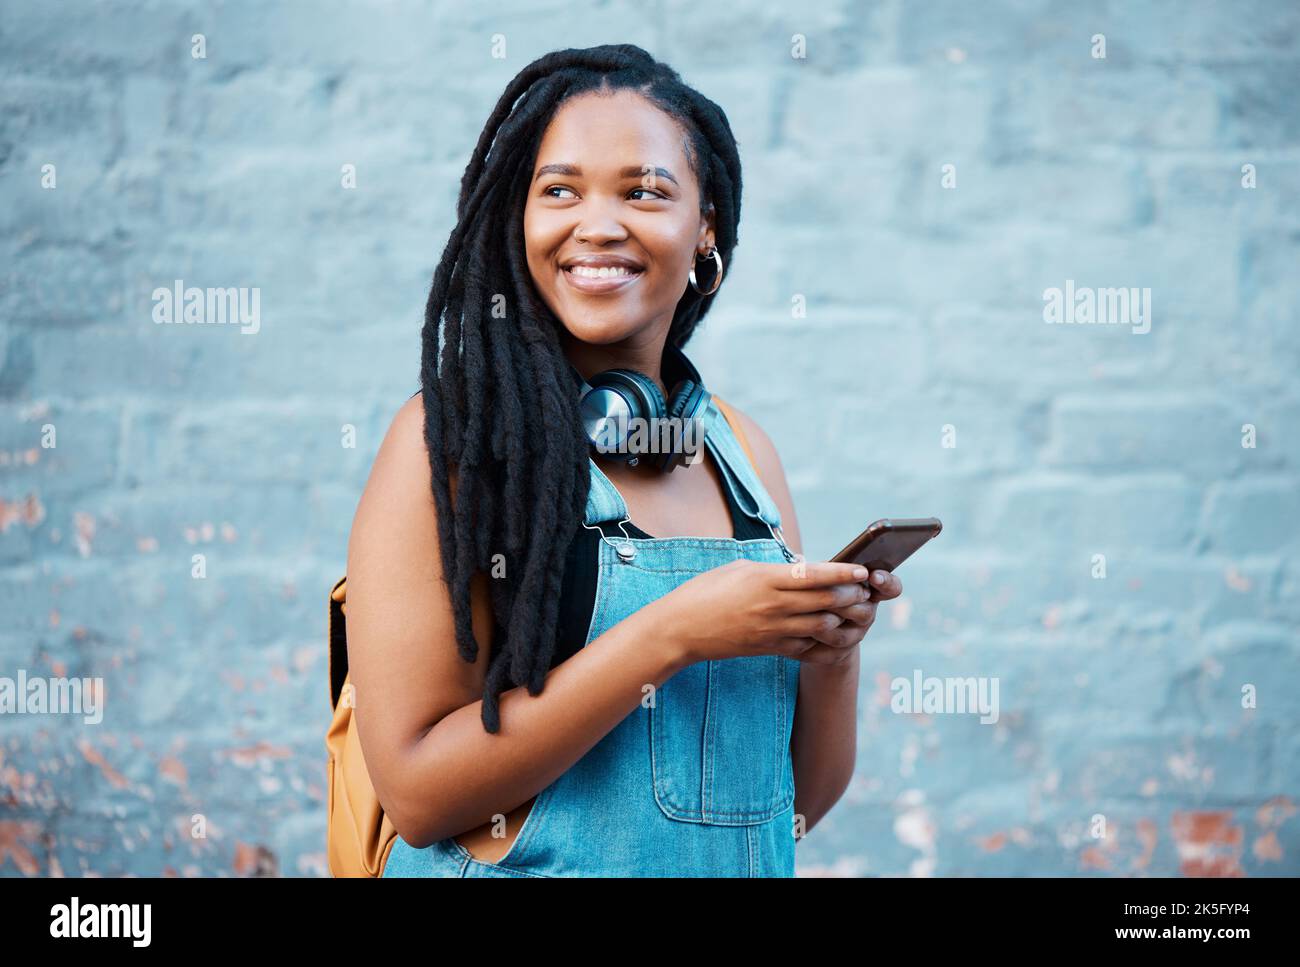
[795,568,903,665]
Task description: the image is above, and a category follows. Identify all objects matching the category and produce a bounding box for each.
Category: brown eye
[629,188,665,201]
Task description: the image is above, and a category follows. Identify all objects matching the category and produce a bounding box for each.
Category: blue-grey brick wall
[1,1,1297,877]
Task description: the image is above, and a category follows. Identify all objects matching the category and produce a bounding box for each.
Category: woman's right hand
[656,558,874,665]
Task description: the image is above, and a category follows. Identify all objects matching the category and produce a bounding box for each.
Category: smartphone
[831,517,942,572]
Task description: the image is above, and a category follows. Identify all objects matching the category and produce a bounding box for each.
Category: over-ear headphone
[574,344,715,473]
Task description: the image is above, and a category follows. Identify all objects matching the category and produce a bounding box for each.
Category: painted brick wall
[1,1,1297,876]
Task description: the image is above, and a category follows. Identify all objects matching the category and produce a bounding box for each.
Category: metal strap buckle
[766,521,801,564]
[582,516,638,562]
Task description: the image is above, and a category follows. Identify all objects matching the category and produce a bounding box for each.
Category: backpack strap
[712,394,757,472]
[328,576,349,709]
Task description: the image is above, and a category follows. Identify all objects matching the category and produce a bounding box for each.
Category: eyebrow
[533,163,679,187]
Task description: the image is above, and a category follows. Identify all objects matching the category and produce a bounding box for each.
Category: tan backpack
[324,575,398,876]
[324,395,757,876]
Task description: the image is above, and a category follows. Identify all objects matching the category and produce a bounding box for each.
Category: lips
[570,263,638,275]
[561,255,645,272]
[559,258,645,293]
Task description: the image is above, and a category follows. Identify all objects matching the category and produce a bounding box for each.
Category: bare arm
[724,404,861,834]
[345,394,692,849]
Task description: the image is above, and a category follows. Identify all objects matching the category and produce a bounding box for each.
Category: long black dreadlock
[419,44,744,733]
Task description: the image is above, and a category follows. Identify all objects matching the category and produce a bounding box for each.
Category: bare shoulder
[384,392,429,466]
[347,390,438,607]
[356,393,434,510]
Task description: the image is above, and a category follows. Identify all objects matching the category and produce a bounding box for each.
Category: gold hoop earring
[689,246,724,296]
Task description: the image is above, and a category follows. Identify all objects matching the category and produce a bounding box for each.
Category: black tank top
[551,463,771,667]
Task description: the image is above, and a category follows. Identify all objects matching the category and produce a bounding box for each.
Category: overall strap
[704,395,783,529]
[584,458,629,525]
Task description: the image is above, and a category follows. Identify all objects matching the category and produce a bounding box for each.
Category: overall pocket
[451,782,556,874]
[650,653,796,824]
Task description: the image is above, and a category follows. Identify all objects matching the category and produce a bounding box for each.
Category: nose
[573,196,630,245]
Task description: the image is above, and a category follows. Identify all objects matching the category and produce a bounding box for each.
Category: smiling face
[524,89,715,353]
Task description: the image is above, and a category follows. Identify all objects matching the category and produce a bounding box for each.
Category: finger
[868,569,903,600]
[796,613,868,649]
[770,636,821,658]
[814,619,871,648]
[786,610,846,641]
[828,601,877,626]
[773,560,871,590]
[785,581,872,613]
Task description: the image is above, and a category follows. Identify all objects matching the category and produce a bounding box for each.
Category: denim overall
[383,398,802,877]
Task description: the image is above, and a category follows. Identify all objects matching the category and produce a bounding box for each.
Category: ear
[698,202,716,250]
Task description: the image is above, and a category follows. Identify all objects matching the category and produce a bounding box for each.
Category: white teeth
[567,265,637,278]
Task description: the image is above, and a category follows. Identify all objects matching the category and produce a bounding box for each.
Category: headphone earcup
[583,369,665,464]
[658,380,712,471]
